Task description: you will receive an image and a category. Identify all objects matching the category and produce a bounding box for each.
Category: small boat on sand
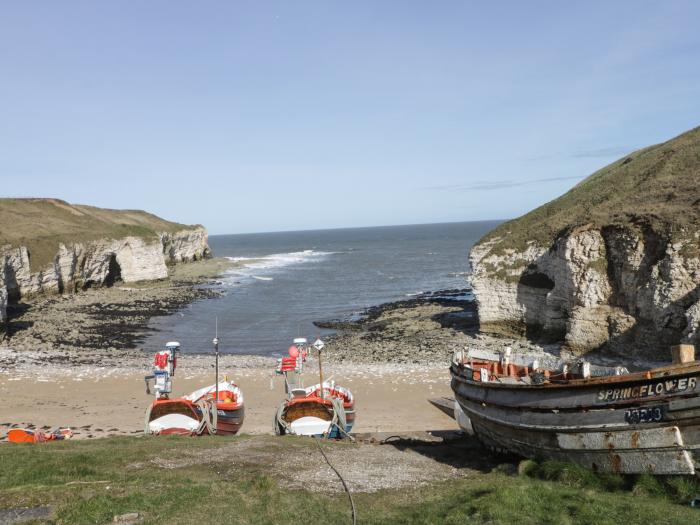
[144,341,245,436]
[450,344,700,474]
[185,380,245,435]
[273,338,355,438]
[276,380,355,437]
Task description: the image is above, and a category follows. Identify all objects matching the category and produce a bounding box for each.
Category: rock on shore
[0,257,234,364]
[470,126,700,359]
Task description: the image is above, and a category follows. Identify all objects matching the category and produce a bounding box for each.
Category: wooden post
[671,344,695,364]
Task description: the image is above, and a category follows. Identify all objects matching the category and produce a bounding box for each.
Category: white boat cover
[289,416,332,436]
[148,413,199,433]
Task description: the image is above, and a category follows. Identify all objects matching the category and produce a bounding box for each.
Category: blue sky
[1,2,699,234]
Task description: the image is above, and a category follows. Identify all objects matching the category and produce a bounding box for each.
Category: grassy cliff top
[478,126,700,256]
[0,198,202,270]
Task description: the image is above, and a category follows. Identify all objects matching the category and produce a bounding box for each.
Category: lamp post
[313,338,325,398]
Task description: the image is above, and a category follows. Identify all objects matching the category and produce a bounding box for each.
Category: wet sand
[0,364,457,440]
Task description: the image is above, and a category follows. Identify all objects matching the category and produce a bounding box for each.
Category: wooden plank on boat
[428,397,455,419]
[556,426,683,451]
[668,396,700,412]
[470,415,698,474]
[576,448,695,475]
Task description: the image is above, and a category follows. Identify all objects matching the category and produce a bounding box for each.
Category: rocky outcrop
[470,126,700,360]
[161,228,211,264]
[0,226,210,326]
[472,225,700,357]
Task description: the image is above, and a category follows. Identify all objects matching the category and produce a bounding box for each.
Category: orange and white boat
[186,381,245,436]
[273,337,355,438]
[144,341,244,436]
[275,380,355,437]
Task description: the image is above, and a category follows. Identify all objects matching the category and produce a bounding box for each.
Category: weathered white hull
[451,361,700,474]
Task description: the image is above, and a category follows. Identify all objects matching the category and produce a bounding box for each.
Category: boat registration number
[624,406,664,424]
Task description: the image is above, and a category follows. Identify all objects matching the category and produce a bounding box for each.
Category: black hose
[313,437,356,525]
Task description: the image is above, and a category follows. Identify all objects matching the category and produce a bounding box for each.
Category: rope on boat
[143,403,154,435]
[313,436,356,525]
[274,401,289,435]
[327,397,355,442]
[196,399,218,435]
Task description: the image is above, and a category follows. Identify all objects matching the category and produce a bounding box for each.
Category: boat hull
[214,406,245,436]
[450,362,700,474]
[147,399,201,436]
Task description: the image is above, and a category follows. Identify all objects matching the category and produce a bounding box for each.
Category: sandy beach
[0,362,457,440]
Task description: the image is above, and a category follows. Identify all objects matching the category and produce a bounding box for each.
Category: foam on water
[224,250,336,285]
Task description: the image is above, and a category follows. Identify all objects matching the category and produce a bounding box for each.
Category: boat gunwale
[450,360,700,390]
[285,395,354,410]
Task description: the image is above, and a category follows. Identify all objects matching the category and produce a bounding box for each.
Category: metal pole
[214,318,219,404]
[214,337,219,403]
[318,349,324,399]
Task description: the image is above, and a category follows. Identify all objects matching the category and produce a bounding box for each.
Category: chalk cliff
[0,199,211,326]
[470,126,700,359]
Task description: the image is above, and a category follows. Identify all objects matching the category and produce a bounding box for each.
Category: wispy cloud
[571,146,632,158]
[528,146,634,161]
[423,175,584,192]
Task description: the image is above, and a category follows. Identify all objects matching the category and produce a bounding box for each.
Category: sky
[1,2,699,234]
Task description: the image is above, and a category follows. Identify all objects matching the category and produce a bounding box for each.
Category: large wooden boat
[450,345,700,474]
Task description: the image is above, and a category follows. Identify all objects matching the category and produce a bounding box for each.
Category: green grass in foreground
[1,436,699,525]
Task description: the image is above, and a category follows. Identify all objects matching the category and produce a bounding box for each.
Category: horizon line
[208,218,508,237]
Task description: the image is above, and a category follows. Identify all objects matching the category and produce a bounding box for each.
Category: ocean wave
[223,250,336,284]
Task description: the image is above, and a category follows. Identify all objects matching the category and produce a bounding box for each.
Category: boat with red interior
[273,337,355,438]
[143,341,245,436]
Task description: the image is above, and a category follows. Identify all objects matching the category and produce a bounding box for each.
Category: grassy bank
[0,198,199,271]
[477,125,700,256]
[1,435,699,524]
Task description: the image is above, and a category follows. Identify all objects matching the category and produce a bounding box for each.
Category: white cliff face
[469,239,548,333]
[0,227,210,326]
[161,227,210,264]
[470,225,700,357]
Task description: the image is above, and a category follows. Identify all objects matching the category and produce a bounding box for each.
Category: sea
[142,220,500,356]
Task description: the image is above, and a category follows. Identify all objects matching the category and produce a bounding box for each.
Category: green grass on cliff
[0,199,202,271]
[1,435,699,525]
[478,125,700,256]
